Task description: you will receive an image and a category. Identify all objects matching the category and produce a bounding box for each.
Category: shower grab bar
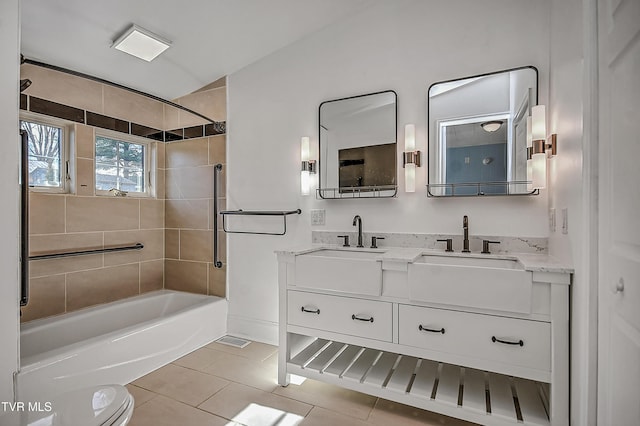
[219,209,301,236]
[29,243,144,261]
[213,164,223,268]
[20,130,29,307]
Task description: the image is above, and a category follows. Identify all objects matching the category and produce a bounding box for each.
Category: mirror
[427,66,538,196]
[318,90,397,198]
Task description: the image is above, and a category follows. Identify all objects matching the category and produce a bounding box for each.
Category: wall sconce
[528,105,558,190]
[300,136,316,196]
[403,124,421,193]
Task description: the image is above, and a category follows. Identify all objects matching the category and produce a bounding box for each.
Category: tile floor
[127,340,477,426]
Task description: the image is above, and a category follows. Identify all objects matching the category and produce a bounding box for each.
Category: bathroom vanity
[276,245,572,426]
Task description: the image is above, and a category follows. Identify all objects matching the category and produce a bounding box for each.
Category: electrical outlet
[549,208,556,232]
[311,209,325,226]
[562,208,568,234]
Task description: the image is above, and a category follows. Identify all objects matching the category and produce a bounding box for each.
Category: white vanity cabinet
[277,249,571,426]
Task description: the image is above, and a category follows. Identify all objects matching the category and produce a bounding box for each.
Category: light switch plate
[549,208,556,232]
[562,208,568,234]
[311,209,325,226]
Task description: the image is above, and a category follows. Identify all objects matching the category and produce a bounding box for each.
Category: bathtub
[17,290,227,401]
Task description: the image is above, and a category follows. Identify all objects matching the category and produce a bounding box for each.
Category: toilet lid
[0,385,132,426]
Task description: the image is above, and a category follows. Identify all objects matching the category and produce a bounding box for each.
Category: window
[20,117,68,192]
[95,134,150,196]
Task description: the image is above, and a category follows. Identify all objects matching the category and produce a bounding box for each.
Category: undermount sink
[409,253,533,314]
[417,254,522,270]
[294,249,383,296]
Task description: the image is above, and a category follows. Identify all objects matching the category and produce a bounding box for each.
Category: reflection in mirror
[318,91,397,199]
[427,67,538,196]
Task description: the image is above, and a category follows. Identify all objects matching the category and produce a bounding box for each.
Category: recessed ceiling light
[112,24,171,62]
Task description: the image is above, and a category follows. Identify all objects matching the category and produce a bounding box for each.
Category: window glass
[20,120,64,189]
[95,136,146,193]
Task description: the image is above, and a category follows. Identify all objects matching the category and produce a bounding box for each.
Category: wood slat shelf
[288,338,550,426]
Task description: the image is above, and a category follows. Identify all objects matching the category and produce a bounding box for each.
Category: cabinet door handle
[492,336,524,347]
[419,325,445,334]
[301,306,320,314]
[352,314,374,323]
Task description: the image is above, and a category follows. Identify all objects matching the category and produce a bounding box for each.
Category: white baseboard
[227,314,278,346]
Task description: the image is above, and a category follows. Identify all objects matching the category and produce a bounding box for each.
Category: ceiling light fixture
[480,120,503,132]
[112,24,171,62]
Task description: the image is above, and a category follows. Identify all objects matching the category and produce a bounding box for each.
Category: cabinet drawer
[288,290,392,342]
[399,304,550,372]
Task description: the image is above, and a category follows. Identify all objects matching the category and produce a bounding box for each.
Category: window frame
[19,112,71,194]
[94,129,153,198]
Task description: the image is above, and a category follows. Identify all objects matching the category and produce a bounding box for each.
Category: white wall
[227,0,551,343]
[0,0,21,403]
[548,0,597,424]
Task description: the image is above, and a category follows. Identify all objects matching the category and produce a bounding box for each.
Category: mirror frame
[318,90,398,199]
[426,66,539,197]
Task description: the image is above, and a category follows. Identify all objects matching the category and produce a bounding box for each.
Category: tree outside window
[20,120,62,188]
[95,136,145,193]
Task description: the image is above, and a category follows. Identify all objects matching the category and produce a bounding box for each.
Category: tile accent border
[20,94,226,141]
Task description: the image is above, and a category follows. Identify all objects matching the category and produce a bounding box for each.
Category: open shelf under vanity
[287,337,550,426]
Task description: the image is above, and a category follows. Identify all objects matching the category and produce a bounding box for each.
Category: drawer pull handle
[352,314,374,323]
[492,336,524,347]
[301,307,320,314]
[419,325,445,334]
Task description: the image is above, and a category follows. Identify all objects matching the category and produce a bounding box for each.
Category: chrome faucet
[352,215,364,247]
[462,215,470,253]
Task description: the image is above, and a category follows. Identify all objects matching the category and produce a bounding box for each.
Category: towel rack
[29,243,144,261]
[219,209,301,236]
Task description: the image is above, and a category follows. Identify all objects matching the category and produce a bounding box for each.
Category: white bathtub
[17,290,227,401]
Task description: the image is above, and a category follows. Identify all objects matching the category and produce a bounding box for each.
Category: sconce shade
[404,124,415,151]
[531,152,546,189]
[301,170,311,195]
[301,137,310,162]
[405,163,416,193]
[531,105,546,141]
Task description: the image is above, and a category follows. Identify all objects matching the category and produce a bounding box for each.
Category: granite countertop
[275,244,574,274]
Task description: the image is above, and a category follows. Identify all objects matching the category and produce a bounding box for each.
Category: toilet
[1,385,134,426]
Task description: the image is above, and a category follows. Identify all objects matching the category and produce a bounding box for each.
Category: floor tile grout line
[131,342,472,425]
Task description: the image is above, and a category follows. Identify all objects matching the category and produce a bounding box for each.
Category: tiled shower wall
[20,65,226,322]
[164,135,226,297]
[23,125,165,322]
